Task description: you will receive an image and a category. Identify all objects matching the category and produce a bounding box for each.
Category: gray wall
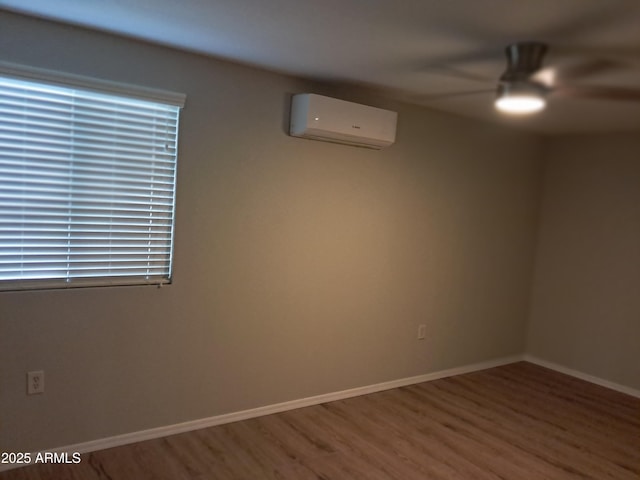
[527,134,640,389]
[0,12,544,452]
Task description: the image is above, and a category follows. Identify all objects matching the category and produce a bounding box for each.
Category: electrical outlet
[417,324,426,340]
[27,370,45,395]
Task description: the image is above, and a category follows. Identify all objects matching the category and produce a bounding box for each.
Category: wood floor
[3,362,639,479]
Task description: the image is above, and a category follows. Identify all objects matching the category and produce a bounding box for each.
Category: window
[0,65,185,291]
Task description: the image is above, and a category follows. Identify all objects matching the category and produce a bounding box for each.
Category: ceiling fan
[426,41,640,115]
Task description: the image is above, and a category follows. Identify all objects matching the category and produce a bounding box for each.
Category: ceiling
[1,0,639,134]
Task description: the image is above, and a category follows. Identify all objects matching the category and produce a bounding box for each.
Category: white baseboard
[523,354,640,399]
[0,354,521,472]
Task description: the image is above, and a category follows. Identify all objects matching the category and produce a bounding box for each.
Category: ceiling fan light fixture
[495,81,547,114]
[495,95,546,114]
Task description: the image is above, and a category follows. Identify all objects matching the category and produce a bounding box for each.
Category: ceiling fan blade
[532,58,629,88]
[554,58,629,80]
[418,89,495,101]
[420,64,494,83]
[552,46,640,61]
[553,86,640,102]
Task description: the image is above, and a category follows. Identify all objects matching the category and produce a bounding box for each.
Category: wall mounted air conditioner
[289,93,398,149]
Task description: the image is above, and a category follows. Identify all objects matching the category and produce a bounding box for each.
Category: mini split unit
[289,93,398,149]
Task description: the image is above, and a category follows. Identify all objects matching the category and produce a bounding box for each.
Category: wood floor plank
[322,396,499,479]
[282,403,426,479]
[367,389,558,479]
[451,374,639,468]
[461,366,640,464]
[404,383,608,479]
[1,362,638,479]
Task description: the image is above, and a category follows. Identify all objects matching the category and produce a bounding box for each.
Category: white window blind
[0,72,184,291]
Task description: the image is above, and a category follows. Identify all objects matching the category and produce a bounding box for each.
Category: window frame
[0,62,186,292]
